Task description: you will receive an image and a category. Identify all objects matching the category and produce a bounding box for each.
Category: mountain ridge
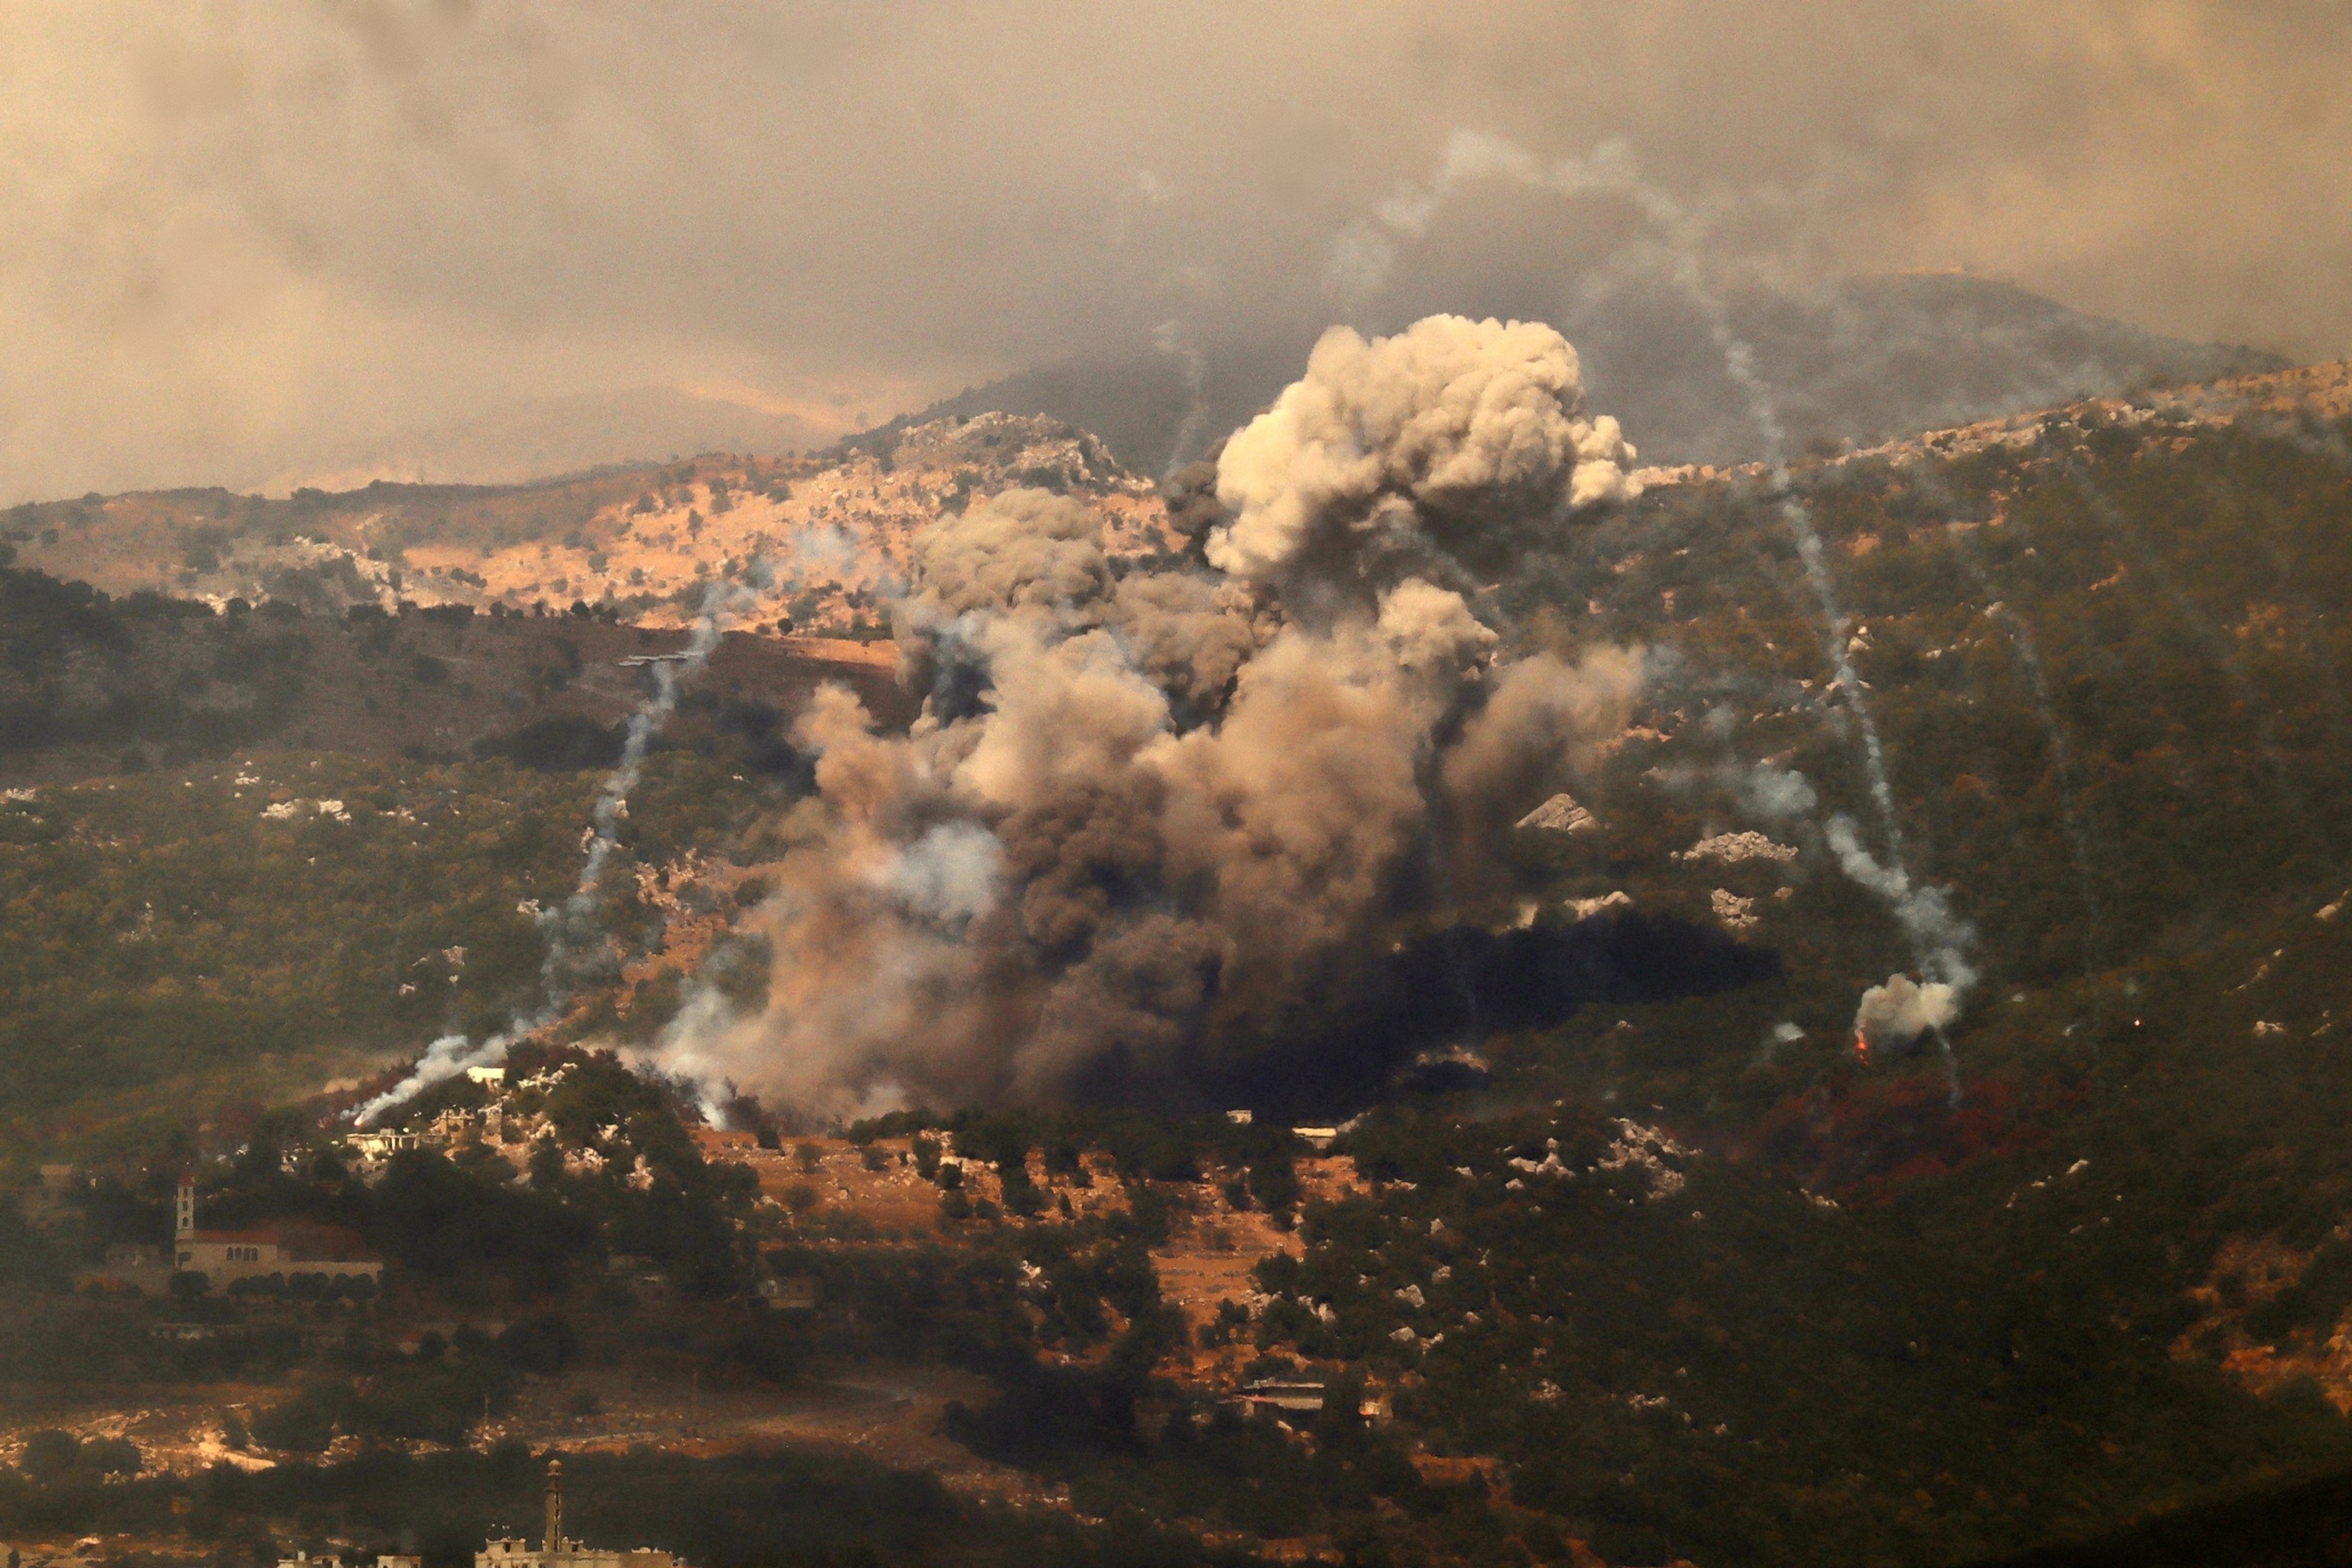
[866,274,2289,477]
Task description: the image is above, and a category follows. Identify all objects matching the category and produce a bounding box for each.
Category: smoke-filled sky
[4,1,2347,502]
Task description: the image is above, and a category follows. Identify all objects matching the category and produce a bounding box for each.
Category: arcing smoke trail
[1347,130,1971,1086]
[355,582,747,1124]
[1897,456,2109,986]
[654,315,1646,1116]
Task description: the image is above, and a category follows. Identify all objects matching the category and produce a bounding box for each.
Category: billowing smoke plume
[655,315,1643,1115]
[1210,315,1639,584]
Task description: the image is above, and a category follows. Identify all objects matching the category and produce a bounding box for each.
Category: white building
[344,1129,436,1161]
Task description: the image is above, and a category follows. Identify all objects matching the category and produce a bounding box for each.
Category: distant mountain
[867,274,2289,473]
[1569,272,2290,466]
[262,386,838,494]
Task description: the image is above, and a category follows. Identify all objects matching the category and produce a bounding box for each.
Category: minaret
[175,1178,195,1239]
[543,1459,564,1556]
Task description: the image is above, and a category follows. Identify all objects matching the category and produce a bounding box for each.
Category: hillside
[0,582,908,786]
[0,413,1175,642]
[2,356,2352,1566]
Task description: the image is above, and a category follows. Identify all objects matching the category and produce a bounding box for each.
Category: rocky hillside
[0,413,1176,642]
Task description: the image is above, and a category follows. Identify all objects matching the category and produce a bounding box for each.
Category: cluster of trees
[0,1277,312,1385]
[0,760,587,1129]
[250,1316,578,1450]
[0,567,305,764]
[11,1429,142,1486]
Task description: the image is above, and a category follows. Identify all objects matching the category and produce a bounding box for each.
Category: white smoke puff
[1753,1019,1805,1068]
[1824,815,1972,966]
[1740,765,1818,819]
[871,821,1003,927]
[1208,315,1640,584]
[1856,974,1962,1049]
[766,521,901,614]
[351,1032,479,1125]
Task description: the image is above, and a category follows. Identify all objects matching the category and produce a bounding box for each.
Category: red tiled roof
[188,1222,379,1263]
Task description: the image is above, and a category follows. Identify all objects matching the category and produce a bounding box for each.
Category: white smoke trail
[354,580,748,1124]
[1345,129,1972,1080]
[1153,318,1213,479]
[1824,815,1974,1093]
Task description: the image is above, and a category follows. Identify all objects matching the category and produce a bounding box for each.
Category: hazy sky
[3,1,2347,501]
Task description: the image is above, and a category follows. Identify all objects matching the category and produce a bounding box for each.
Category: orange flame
[1853,1030,1870,1063]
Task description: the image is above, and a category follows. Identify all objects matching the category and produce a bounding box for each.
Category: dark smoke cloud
[3,3,2345,501]
[653,315,1644,1115]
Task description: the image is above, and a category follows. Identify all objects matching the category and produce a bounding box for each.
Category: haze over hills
[257,386,844,496]
[878,274,2288,476]
[0,276,2285,505]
